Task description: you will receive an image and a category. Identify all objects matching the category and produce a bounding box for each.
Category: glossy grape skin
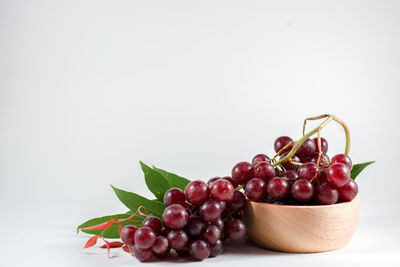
[309,153,330,166]
[338,179,358,202]
[189,239,210,261]
[162,204,189,230]
[312,137,328,154]
[132,244,153,262]
[252,154,270,165]
[221,176,238,188]
[184,180,210,206]
[291,179,314,202]
[120,225,137,246]
[199,200,222,222]
[207,177,221,185]
[211,217,224,231]
[298,162,318,181]
[245,178,266,202]
[210,239,224,257]
[164,188,186,207]
[283,170,299,180]
[210,179,234,202]
[280,152,301,170]
[331,154,353,169]
[184,216,205,237]
[252,161,275,182]
[167,230,189,251]
[151,236,169,255]
[232,161,253,185]
[327,163,350,187]
[274,136,293,153]
[266,177,290,200]
[141,216,162,234]
[297,138,316,157]
[315,183,339,205]
[226,191,246,212]
[225,219,246,240]
[203,224,221,244]
[176,246,190,257]
[134,227,156,249]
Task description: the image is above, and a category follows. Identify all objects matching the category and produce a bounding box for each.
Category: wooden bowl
[243,194,360,253]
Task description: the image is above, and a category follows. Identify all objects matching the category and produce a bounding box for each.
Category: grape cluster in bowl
[120,178,246,262]
[240,136,358,205]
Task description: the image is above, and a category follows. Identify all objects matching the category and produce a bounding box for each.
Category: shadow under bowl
[243,194,360,253]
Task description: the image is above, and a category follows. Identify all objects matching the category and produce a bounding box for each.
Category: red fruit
[315,183,339,205]
[167,230,188,251]
[297,138,316,157]
[199,200,222,222]
[274,136,293,153]
[189,239,210,261]
[162,204,189,230]
[266,177,290,200]
[120,225,138,246]
[184,180,210,206]
[164,188,186,207]
[210,179,234,201]
[141,216,162,233]
[226,191,246,212]
[132,244,153,262]
[134,227,156,249]
[338,179,358,202]
[312,137,328,154]
[231,161,252,185]
[221,176,238,188]
[251,154,270,165]
[291,179,314,202]
[331,154,353,169]
[244,178,266,202]
[298,162,318,181]
[327,163,350,187]
[252,161,275,182]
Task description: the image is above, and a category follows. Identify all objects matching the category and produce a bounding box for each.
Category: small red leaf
[82,219,118,231]
[100,241,124,249]
[118,223,122,235]
[122,245,131,253]
[83,235,99,248]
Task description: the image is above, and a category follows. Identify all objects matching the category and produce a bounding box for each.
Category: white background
[1,0,399,266]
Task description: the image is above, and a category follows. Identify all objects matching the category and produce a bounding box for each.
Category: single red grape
[280,152,301,170]
[266,177,289,200]
[245,178,266,202]
[151,236,169,255]
[291,179,314,202]
[226,190,246,212]
[203,224,221,244]
[120,225,137,246]
[331,154,353,169]
[283,170,299,179]
[211,217,224,231]
[274,136,293,153]
[252,161,275,182]
[184,216,205,237]
[164,187,186,207]
[312,137,328,154]
[315,182,339,205]
[199,200,222,222]
[184,180,210,206]
[162,204,189,229]
[141,216,162,234]
[251,154,270,165]
[297,138,316,157]
[327,163,350,187]
[189,239,210,261]
[338,179,358,202]
[132,244,153,262]
[210,179,234,201]
[225,219,246,240]
[298,162,318,181]
[167,230,188,251]
[207,177,221,185]
[134,226,156,249]
[221,176,238,188]
[232,161,253,185]
[210,239,224,257]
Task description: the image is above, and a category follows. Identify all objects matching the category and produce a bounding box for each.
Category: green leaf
[111,185,165,218]
[152,166,191,190]
[140,161,171,201]
[77,211,143,238]
[351,161,375,180]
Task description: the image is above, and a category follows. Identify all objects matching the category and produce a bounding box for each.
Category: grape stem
[273,114,350,167]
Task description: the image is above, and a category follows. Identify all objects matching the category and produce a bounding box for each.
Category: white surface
[1,0,400,266]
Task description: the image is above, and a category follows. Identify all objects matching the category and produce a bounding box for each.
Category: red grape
[274,136,293,153]
[120,225,137,246]
[189,239,210,261]
[184,216,205,237]
[338,179,358,202]
[151,236,169,255]
[245,178,266,202]
[142,216,162,233]
[252,154,270,165]
[297,138,316,157]
[226,191,246,212]
[132,244,153,262]
[298,162,318,181]
[221,176,238,188]
[184,180,210,206]
[280,152,301,170]
[167,230,188,251]
[331,154,353,169]
[162,204,189,229]
[252,161,275,182]
[327,163,350,187]
[199,200,222,222]
[203,224,221,244]
[315,183,339,205]
[210,179,234,201]
[210,240,224,257]
[231,161,253,185]
[225,219,246,240]
[312,137,328,154]
[134,226,156,249]
[266,177,289,200]
[291,179,314,202]
[164,188,186,207]
[207,177,221,185]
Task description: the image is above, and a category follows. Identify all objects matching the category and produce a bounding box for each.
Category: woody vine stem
[273,114,351,168]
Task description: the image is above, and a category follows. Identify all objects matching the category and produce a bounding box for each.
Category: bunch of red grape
[238,136,358,205]
[120,178,246,262]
